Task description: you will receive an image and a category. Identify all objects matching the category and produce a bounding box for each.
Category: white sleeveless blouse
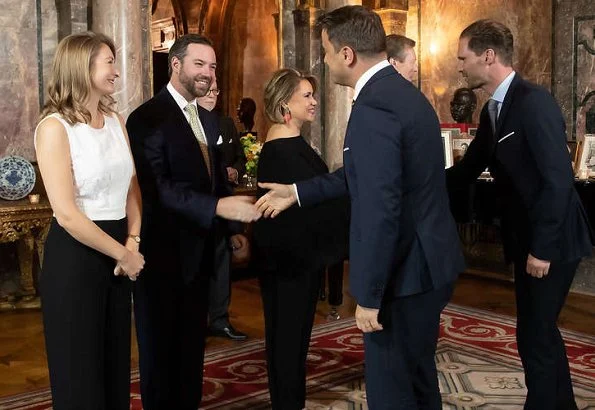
[35,113,133,221]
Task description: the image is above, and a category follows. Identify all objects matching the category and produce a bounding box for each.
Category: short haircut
[264,68,317,124]
[168,34,213,77]
[460,19,514,66]
[316,5,385,57]
[386,34,416,63]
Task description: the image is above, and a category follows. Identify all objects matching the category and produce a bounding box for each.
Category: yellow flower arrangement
[239,133,262,178]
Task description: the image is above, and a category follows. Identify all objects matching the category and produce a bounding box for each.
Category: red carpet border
[0,304,593,409]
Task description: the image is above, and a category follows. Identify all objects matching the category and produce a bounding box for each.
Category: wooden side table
[0,197,52,310]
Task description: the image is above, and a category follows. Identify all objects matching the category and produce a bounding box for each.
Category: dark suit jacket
[447,74,593,262]
[126,87,235,283]
[218,115,246,177]
[297,66,465,308]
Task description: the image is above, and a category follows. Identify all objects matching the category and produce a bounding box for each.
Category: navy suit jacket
[297,67,465,308]
[447,74,593,263]
[126,87,235,283]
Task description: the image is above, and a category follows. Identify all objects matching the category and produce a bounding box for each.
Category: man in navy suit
[126,34,260,410]
[447,20,593,410]
[256,6,464,409]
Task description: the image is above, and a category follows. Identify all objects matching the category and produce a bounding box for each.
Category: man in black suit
[126,34,260,410]
[256,6,465,409]
[448,20,593,410]
[197,78,248,341]
[197,78,247,185]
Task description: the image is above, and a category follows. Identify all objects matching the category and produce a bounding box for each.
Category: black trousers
[41,219,131,410]
[324,261,345,306]
[364,283,454,410]
[259,267,323,410]
[514,257,580,410]
[133,240,212,410]
[208,237,232,329]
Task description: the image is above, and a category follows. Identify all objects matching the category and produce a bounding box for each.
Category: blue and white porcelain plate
[0,155,36,200]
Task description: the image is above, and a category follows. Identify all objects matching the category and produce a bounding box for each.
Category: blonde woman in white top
[34,32,144,409]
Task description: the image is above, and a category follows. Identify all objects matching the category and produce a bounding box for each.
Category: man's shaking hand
[256,182,297,218]
[216,196,261,223]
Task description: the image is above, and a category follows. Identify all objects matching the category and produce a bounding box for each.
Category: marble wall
[419,0,553,124]
[553,0,595,142]
[553,0,595,295]
[225,0,278,136]
[0,0,41,161]
[40,0,58,107]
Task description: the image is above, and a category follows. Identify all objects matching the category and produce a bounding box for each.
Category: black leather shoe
[209,325,248,341]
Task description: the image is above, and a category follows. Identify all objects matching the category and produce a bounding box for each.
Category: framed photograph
[452,133,474,164]
[440,127,461,138]
[575,134,595,177]
[441,130,454,168]
[468,127,478,137]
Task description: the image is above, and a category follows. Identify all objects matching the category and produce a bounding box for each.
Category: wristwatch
[128,234,141,244]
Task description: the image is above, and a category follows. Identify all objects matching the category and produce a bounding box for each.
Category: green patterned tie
[185,103,211,178]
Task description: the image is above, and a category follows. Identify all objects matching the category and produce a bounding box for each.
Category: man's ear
[171,56,181,74]
[485,48,496,65]
[342,46,355,65]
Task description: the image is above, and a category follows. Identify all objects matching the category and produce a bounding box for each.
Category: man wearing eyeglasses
[198,81,246,185]
[197,80,249,341]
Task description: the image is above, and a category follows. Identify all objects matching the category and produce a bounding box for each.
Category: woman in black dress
[254,68,349,409]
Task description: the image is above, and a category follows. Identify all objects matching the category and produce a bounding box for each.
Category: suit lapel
[157,89,212,180]
[156,89,196,141]
[198,106,218,148]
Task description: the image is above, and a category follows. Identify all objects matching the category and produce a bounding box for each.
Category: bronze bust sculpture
[450,88,477,123]
[237,97,256,132]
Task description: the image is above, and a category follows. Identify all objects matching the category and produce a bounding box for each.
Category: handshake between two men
[216,194,263,223]
[216,180,300,224]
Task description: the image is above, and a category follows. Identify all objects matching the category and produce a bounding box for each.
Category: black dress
[253,136,349,410]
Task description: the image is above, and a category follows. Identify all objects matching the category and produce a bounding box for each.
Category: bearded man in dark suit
[126,34,260,410]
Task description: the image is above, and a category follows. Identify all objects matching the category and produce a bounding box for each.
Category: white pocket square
[498,131,515,143]
[216,135,223,145]
[343,147,350,152]
[228,138,233,143]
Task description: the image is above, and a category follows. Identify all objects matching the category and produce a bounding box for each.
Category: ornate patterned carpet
[1,304,593,409]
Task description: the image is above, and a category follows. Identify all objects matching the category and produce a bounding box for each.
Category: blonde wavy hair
[41,32,117,125]
[264,68,316,124]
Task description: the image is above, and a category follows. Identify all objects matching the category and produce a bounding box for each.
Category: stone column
[372,0,408,35]
[322,0,361,171]
[0,0,41,160]
[293,1,324,154]
[91,0,150,118]
[277,0,297,68]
